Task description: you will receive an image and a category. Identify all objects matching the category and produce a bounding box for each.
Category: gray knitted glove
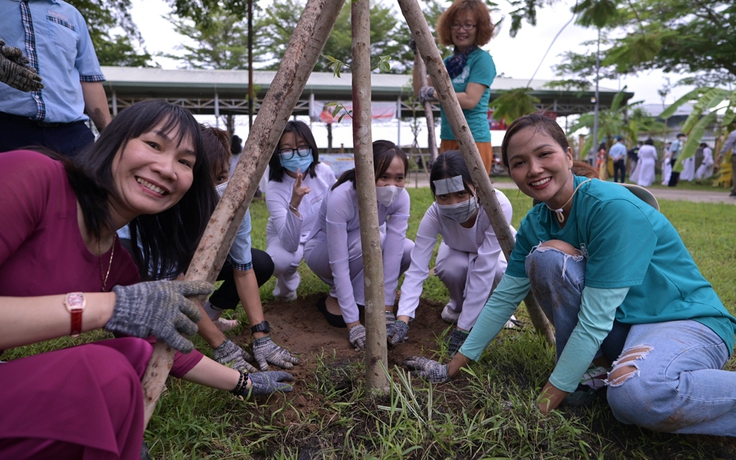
[253,336,300,371]
[246,371,295,396]
[213,339,258,373]
[386,320,409,346]
[348,324,366,351]
[403,356,450,383]
[107,280,211,353]
[418,86,436,103]
[0,38,43,92]
[447,328,469,355]
[385,310,396,326]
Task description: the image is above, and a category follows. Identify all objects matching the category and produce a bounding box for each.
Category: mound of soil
[235,293,452,385]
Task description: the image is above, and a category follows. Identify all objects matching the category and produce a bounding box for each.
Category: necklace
[98,235,116,292]
[546,179,592,223]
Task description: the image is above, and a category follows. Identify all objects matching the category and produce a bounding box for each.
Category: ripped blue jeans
[525,245,630,364]
[527,246,736,436]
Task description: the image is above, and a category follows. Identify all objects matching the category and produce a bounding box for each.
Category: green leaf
[659,88,705,119]
[673,111,718,172]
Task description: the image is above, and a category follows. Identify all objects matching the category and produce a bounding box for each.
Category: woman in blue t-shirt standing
[414,0,496,174]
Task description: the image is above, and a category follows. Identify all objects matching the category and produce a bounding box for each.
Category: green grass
[7,188,736,459]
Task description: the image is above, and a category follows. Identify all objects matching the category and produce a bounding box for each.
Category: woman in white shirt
[266,121,336,301]
[304,140,413,350]
[388,150,513,354]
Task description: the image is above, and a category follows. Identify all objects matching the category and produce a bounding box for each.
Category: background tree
[567,88,663,155]
[68,0,153,66]
[256,0,414,73]
[164,7,266,69]
[552,0,735,88]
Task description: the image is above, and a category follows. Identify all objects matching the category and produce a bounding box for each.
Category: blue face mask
[280,150,314,174]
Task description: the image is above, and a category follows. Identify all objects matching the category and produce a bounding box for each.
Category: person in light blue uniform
[405,113,736,437]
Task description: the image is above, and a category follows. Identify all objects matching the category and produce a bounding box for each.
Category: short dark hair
[501,113,569,168]
[269,120,320,182]
[201,125,232,182]
[73,100,217,280]
[230,134,242,155]
[645,138,654,145]
[332,140,408,190]
[437,0,494,47]
[429,150,474,197]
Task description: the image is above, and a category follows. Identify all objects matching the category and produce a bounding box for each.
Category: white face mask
[215,181,229,198]
[438,196,479,224]
[375,185,402,207]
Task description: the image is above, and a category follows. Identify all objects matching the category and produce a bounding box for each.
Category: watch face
[66,292,85,310]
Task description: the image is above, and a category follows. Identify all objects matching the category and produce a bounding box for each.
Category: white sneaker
[214,317,239,332]
[441,304,460,323]
[276,291,298,302]
[504,315,520,329]
[273,284,298,302]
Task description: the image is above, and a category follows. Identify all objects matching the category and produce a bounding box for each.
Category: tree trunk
[398,0,555,346]
[415,54,438,162]
[352,0,389,394]
[141,0,346,426]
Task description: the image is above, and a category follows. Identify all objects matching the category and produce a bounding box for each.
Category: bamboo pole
[415,55,439,162]
[351,0,389,394]
[397,0,555,346]
[141,0,347,425]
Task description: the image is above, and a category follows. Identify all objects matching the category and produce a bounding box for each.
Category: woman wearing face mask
[266,121,336,302]
[388,150,513,354]
[304,140,414,350]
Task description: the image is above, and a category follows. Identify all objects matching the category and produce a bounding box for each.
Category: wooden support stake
[352,0,389,394]
[398,0,555,346]
[415,55,439,162]
[141,0,347,425]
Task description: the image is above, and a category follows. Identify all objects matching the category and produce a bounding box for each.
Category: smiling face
[451,10,478,52]
[109,121,197,225]
[376,155,406,188]
[506,126,574,209]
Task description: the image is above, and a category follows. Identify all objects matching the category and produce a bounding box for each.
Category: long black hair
[71,100,217,280]
[269,120,320,182]
[429,150,475,197]
[332,140,408,190]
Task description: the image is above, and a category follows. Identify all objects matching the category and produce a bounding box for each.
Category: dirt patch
[232,293,452,391]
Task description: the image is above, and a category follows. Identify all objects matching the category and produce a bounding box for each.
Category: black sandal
[317,296,347,328]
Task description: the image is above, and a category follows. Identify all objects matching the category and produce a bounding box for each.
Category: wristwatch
[250,320,270,335]
[64,292,87,337]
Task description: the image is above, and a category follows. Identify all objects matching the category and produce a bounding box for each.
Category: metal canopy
[101,66,633,118]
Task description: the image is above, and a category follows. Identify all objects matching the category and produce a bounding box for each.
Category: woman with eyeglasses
[266,121,336,302]
[413,0,497,175]
[387,150,514,354]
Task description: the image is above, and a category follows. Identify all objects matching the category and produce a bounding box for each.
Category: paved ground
[406,172,736,205]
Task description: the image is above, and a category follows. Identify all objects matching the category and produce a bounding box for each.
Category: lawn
[5,187,736,459]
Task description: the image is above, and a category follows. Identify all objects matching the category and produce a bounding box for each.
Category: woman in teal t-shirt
[405,113,736,437]
[413,0,496,174]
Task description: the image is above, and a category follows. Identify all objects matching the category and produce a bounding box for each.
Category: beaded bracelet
[231,369,249,395]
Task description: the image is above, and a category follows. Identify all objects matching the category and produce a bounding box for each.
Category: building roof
[101,66,632,118]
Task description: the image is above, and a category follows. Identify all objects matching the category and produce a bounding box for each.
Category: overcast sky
[128,0,696,146]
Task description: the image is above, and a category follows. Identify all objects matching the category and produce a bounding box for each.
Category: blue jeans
[525,246,630,363]
[526,246,736,437]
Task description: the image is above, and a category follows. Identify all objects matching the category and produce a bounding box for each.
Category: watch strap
[250,320,270,335]
[65,292,86,337]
